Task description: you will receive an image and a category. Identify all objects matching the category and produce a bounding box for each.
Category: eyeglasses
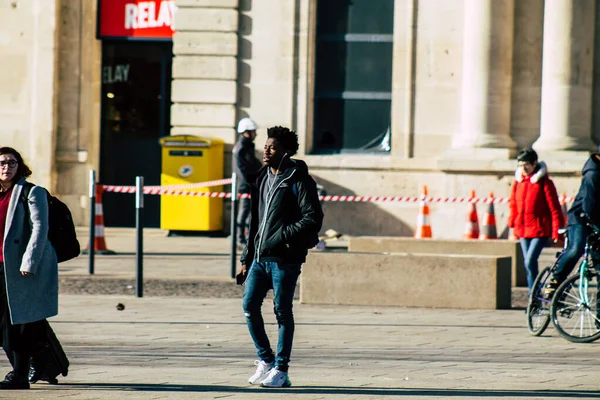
[0,160,18,168]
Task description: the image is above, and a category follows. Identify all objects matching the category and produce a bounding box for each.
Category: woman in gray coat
[0,147,58,390]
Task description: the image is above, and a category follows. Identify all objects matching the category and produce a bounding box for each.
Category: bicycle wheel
[551,273,600,343]
[527,266,552,336]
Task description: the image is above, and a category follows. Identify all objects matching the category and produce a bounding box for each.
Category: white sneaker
[248,360,273,385]
[260,368,292,388]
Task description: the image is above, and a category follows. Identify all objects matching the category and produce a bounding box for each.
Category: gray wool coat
[3,178,58,325]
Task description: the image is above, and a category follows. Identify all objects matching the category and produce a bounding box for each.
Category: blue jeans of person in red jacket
[520,237,548,291]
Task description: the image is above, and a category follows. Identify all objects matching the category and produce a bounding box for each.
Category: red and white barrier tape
[99,179,576,203]
[315,195,575,203]
[317,195,512,203]
[122,191,575,203]
[102,178,233,194]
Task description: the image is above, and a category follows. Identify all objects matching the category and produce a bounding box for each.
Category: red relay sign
[98,0,177,39]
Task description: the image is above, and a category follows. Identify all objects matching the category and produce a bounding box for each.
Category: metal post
[88,170,96,275]
[136,176,144,298]
[230,173,238,279]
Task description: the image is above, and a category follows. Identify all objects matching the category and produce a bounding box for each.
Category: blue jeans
[520,237,548,291]
[553,224,587,282]
[242,261,301,372]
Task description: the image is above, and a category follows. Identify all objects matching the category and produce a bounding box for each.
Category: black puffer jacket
[240,159,324,265]
[567,154,600,227]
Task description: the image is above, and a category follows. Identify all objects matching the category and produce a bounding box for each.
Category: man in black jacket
[233,118,262,244]
[237,126,323,388]
[547,146,600,294]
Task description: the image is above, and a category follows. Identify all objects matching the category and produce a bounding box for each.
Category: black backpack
[22,183,80,263]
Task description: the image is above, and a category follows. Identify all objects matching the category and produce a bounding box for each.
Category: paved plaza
[0,229,598,399]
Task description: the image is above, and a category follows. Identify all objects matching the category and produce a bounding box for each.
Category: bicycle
[526,228,569,336]
[550,213,600,343]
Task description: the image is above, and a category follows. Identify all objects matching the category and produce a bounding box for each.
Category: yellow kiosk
[159,135,224,233]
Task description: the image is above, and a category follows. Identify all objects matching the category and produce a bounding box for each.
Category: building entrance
[99,41,172,227]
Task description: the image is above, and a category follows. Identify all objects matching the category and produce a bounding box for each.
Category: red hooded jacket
[508,162,564,240]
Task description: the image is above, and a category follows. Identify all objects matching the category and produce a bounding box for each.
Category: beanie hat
[237,118,257,134]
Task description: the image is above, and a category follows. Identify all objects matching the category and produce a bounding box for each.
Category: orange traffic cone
[83,185,116,255]
[464,189,480,239]
[414,185,432,238]
[480,192,498,240]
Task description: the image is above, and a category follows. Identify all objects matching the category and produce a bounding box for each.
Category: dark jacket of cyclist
[550,150,600,288]
[567,154,600,228]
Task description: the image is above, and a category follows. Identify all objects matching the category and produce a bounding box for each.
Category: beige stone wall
[0,0,58,188]
[172,0,239,146]
[0,0,100,226]
[54,0,102,224]
[236,0,311,150]
[410,0,464,157]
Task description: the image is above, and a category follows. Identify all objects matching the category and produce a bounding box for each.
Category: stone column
[452,0,516,154]
[533,0,596,152]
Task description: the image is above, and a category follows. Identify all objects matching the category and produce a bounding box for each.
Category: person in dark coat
[237,126,323,388]
[233,118,262,245]
[546,146,600,295]
[0,147,58,390]
[508,149,563,291]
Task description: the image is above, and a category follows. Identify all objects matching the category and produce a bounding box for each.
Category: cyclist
[546,145,600,295]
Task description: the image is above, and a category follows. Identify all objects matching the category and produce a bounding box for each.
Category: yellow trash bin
[159,135,224,232]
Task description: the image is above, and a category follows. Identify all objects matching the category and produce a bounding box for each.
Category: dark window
[313,0,394,154]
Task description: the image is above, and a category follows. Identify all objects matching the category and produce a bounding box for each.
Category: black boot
[0,371,30,389]
[28,364,41,384]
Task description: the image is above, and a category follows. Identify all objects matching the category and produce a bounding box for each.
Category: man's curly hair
[267,126,299,156]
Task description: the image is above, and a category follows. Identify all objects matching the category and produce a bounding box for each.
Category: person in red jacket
[508,149,564,291]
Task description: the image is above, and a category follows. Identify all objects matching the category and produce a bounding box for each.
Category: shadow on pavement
[48,383,600,398]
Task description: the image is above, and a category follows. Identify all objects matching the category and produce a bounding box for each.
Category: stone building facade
[1,0,599,237]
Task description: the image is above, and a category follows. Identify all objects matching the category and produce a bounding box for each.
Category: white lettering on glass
[102,64,131,84]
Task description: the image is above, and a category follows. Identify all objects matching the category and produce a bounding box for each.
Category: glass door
[100,41,172,227]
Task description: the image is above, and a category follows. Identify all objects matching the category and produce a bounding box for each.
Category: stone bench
[300,252,512,309]
[348,237,525,287]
